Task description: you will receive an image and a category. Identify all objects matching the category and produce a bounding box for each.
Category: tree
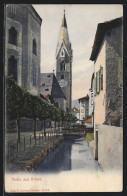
[26,95,43,138]
[49,105,61,132]
[39,100,50,138]
[6,77,30,141]
[61,110,66,128]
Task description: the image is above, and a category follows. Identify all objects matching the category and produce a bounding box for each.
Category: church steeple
[56,10,70,57]
[56,10,72,113]
[62,10,67,28]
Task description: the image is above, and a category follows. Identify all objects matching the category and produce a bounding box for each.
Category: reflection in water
[35,136,100,174]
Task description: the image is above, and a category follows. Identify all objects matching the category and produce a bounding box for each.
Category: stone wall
[7,118,52,133]
[97,124,123,171]
[105,26,123,127]
[5,5,42,96]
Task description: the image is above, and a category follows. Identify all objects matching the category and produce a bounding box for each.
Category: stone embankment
[26,136,64,172]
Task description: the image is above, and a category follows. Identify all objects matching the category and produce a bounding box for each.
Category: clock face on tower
[59,79,68,88]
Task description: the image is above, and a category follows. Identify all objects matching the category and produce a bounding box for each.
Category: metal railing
[6,129,63,164]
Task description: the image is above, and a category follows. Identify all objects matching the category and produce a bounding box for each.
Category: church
[56,11,73,113]
[5,4,42,96]
[5,5,72,113]
[40,11,73,113]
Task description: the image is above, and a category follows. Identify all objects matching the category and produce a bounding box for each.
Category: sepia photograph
[4,4,123,192]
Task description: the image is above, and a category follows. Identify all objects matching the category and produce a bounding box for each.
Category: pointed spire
[62,10,67,28]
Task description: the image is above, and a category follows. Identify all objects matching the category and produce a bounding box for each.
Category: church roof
[40,73,66,99]
[62,11,67,28]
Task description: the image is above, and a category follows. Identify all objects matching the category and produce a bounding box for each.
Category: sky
[33,4,122,100]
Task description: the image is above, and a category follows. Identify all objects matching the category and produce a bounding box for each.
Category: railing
[6,129,63,164]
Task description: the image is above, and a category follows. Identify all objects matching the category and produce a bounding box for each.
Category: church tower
[56,11,73,112]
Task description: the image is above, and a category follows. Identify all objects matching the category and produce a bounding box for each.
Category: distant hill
[72,99,80,110]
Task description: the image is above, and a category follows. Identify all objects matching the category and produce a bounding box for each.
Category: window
[81,109,84,113]
[45,88,49,91]
[95,66,103,95]
[33,64,36,86]
[61,74,64,79]
[42,83,45,86]
[91,93,93,105]
[60,61,65,71]
[8,55,17,81]
[100,66,103,90]
[9,26,17,45]
[47,74,51,77]
[33,39,37,55]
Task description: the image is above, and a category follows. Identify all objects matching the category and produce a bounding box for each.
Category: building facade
[90,17,123,159]
[71,107,80,124]
[78,95,89,124]
[5,4,42,96]
[56,11,73,113]
[90,17,123,128]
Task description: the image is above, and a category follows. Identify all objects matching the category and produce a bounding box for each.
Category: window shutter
[101,67,103,90]
[97,71,99,94]
[94,76,96,95]
[99,68,101,92]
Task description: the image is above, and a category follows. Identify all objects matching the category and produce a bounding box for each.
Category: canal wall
[26,136,64,172]
[97,124,123,171]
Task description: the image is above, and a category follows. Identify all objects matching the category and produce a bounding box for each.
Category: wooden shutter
[94,76,96,95]
[99,68,101,92]
[101,67,103,90]
[97,71,99,94]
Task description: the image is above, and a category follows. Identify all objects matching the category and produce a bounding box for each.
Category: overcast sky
[33,4,122,100]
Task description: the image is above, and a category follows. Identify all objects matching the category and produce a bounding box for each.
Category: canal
[35,136,100,174]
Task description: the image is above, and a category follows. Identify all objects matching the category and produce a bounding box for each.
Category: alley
[35,136,100,173]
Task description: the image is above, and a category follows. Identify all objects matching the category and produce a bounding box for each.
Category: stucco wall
[94,40,106,126]
[97,124,123,171]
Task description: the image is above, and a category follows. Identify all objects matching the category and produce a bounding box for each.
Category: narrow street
[35,136,100,173]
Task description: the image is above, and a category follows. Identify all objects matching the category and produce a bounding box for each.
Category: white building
[72,107,80,124]
[78,95,89,124]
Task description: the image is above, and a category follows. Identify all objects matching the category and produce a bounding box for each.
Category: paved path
[35,136,100,173]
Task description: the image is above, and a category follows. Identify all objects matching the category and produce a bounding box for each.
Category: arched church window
[60,61,65,71]
[61,74,64,79]
[33,64,36,86]
[33,39,37,55]
[9,26,17,45]
[8,55,17,81]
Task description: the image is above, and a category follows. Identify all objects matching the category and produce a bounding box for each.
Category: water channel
[35,135,100,174]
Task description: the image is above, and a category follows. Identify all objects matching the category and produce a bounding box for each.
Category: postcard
[4,4,123,192]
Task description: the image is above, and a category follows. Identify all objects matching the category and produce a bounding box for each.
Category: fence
[6,129,64,164]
